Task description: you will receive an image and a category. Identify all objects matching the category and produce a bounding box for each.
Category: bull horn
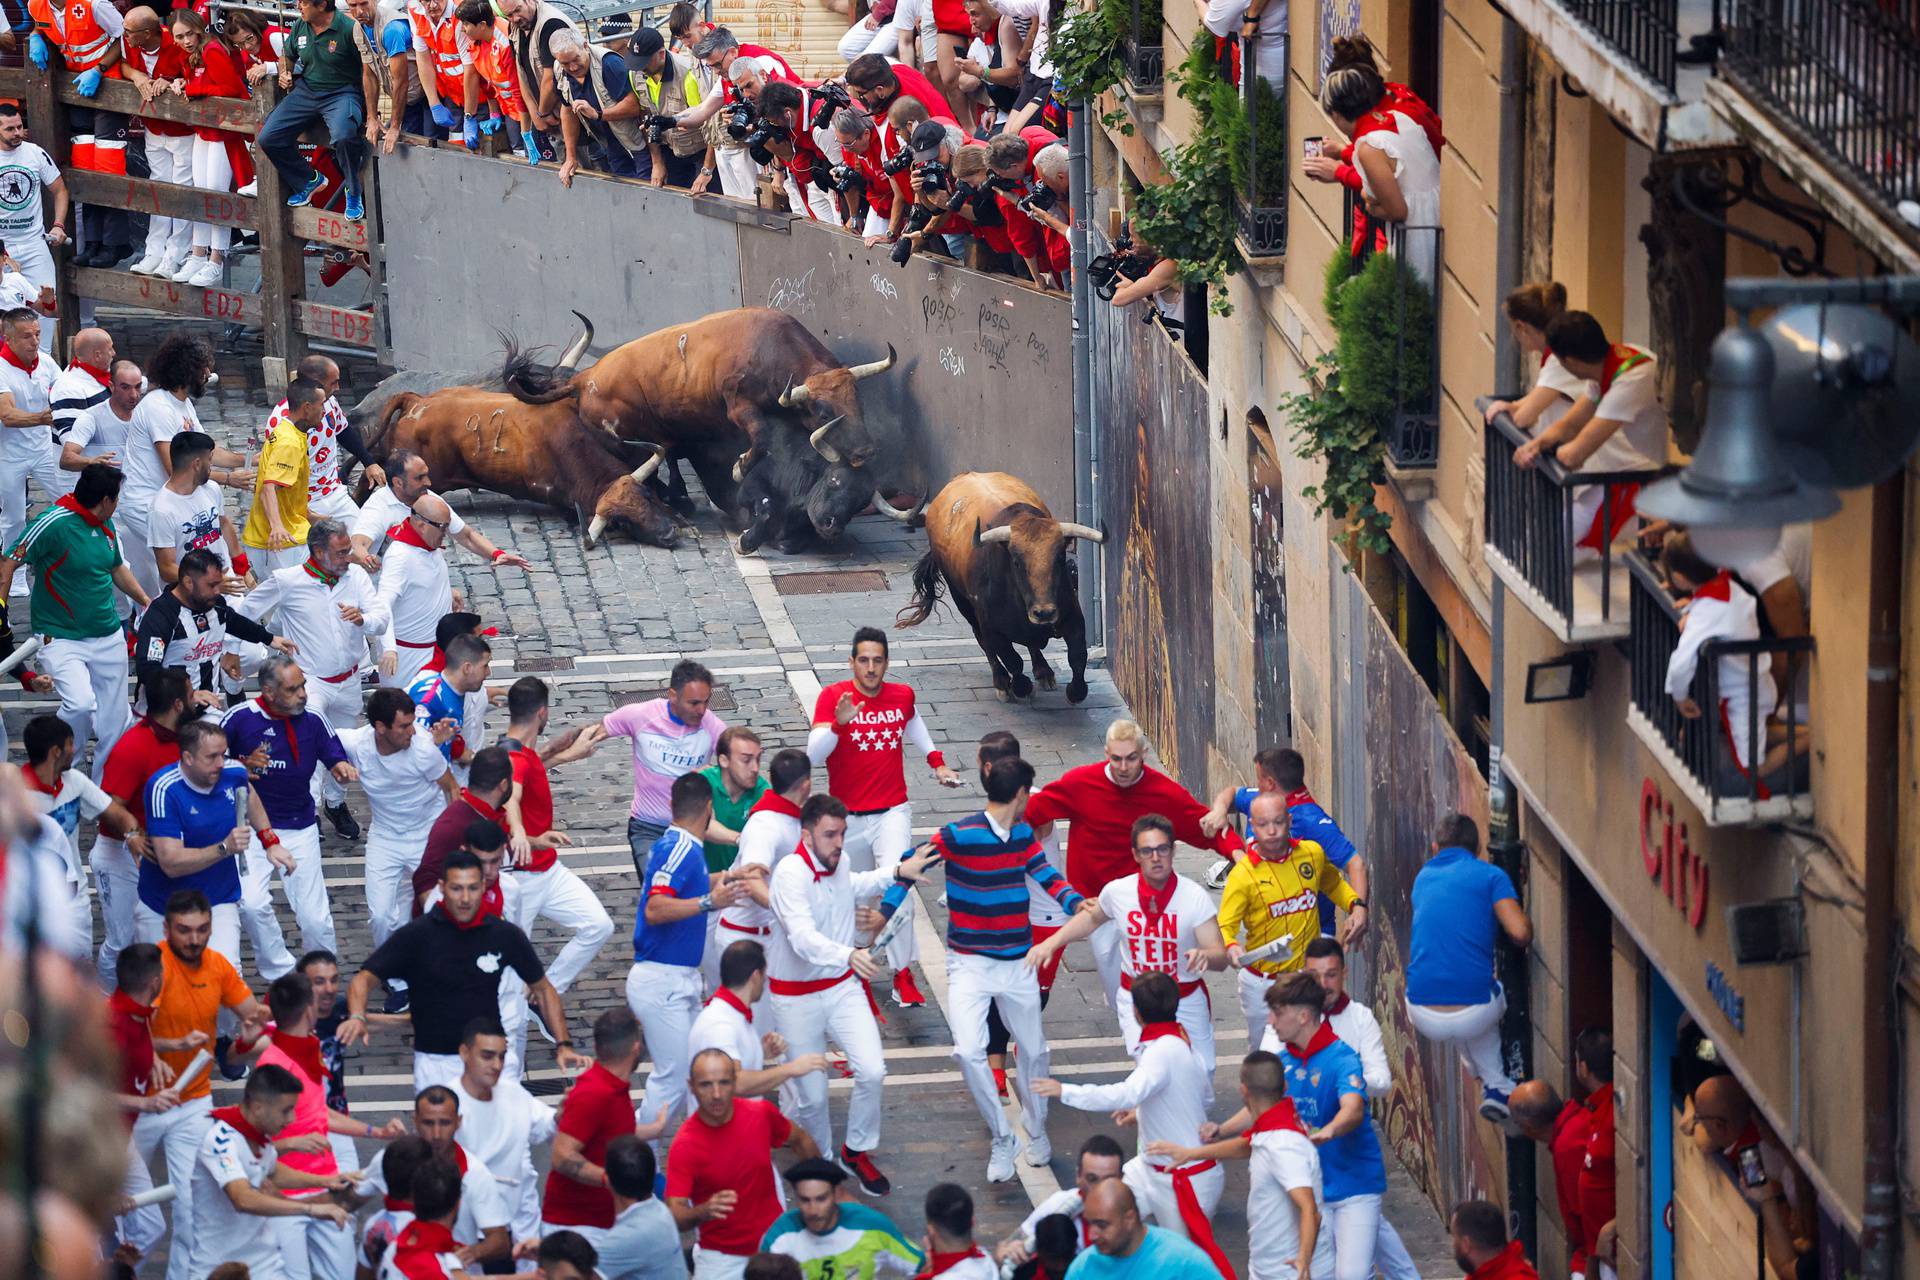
[872,490,923,523]
[847,344,898,381]
[779,381,813,409]
[557,311,595,371]
[585,513,608,547]
[976,525,1015,545]
[809,417,846,464]
[630,442,667,485]
[1058,521,1106,543]
[732,450,753,483]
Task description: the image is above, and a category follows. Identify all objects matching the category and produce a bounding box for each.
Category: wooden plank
[287,205,371,252]
[72,266,260,327]
[0,67,267,136]
[294,299,377,348]
[65,170,258,229]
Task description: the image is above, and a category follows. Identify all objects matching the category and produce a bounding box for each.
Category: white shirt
[1584,347,1668,473]
[66,398,133,463]
[1058,1034,1210,1164]
[361,1204,415,1275]
[449,1076,556,1196]
[0,269,39,311]
[689,991,764,1073]
[1099,872,1214,986]
[1023,819,1071,927]
[147,480,228,570]
[378,539,452,653]
[0,141,62,240]
[1018,1187,1085,1249]
[1201,0,1286,83]
[988,0,1051,75]
[359,1140,510,1244]
[767,839,894,985]
[3,815,84,959]
[235,560,390,680]
[352,484,468,556]
[0,348,62,455]
[1718,521,1812,602]
[1261,997,1392,1098]
[1667,574,1775,770]
[124,390,202,520]
[1247,1126,1338,1280]
[188,1117,281,1279]
[48,363,108,462]
[338,723,451,832]
[24,766,110,885]
[719,804,801,932]
[268,394,352,502]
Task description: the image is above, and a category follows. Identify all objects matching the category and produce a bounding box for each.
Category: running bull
[895,471,1104,703]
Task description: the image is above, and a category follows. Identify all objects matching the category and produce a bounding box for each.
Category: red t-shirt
[1578,1083,1616,1261]
[1023,762,1244,896]
[881,63,957,122]
[1550,1099,1594,1274]
[540,1062,635,1228]
[108,989,156,1129]
[100,718,182,825]
[995,126,1061,258]
[508,743,557,870]
[663,1099,793,1255]
[812,680,931,812]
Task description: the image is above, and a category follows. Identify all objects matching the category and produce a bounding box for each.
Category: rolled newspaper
[0,633,43,677]
[1234,936,1291,969]
[174,1049,215,1093]
[869,897,915,955]
[127,1184,177,1209]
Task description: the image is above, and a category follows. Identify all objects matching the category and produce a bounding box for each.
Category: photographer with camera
[886,120,980,266]
[831,107,906,244]
[667,27,799,199]
[845,52,955,125]
[984,127,1064,289]
[550,28,647,185]
[755,79,846,222]
[1102,227,1183,326]
[627,27,710,189]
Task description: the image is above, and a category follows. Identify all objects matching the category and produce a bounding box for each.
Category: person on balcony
[164,10,251,289]
[1515,311,1669,557]
[1484,281,1593,436]
[1319,43,1440,285]
[1195,0,1286,88]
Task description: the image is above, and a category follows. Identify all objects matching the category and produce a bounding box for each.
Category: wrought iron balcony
[1559,0,1680,91]
[1120,0,1164,95]
[1385,223,1440,469]
[1719,0,1920,246]
[1481,401,1675,643]
[1625,552,1814,825]
[1231,38,1287,258]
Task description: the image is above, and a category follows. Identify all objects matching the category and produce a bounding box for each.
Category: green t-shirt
[8,500,125,640]
[698,764,768,873]
[289,11,363,93]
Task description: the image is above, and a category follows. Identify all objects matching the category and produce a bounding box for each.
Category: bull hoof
[994,687,1012,703]
[1067,678,1088,704]
[1034,670,1058,692]
[1009,675,1034,699]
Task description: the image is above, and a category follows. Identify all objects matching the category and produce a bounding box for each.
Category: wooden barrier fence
[0,66,384,379]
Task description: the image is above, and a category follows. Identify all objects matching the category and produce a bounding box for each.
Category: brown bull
[500,307,897,512]
[896,472,1103,703]
[374,387,678,548]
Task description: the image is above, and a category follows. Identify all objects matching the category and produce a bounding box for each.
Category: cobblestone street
[5,329,1455,1274]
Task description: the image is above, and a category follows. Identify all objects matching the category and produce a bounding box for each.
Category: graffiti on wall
[1249,422,1292,744]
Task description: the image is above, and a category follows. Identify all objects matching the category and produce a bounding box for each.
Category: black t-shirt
[363,908,545,1055]
[314,996,352,1114]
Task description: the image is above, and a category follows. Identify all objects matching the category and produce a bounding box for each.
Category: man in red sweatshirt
[1451,1199,1539,1279]
[1024,718,1242,1011]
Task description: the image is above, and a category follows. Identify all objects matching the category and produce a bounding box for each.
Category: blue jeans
[259,81,368,199]
[627,816,668,879]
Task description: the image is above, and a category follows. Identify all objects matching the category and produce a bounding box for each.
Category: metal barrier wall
[379,143,1077,508]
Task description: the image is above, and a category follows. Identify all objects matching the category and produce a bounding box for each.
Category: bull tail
[499,333,581,406]
[894,549,947,628]
[371,393,418,458]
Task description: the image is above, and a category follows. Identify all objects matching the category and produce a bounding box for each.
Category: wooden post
[249,82,307,387]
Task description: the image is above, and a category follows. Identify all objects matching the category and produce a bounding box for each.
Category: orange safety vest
[28,0,121,73]
[408,1,466,103]
[466,20,525,117]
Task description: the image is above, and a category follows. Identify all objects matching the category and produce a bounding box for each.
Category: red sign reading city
[1641,776,1708,930]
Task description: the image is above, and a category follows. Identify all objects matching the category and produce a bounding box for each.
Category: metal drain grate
[612,686,738,710]
[774,570,889,595]
[514,656,576,673]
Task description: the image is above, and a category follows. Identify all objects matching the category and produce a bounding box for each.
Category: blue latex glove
[431,102,458,131]
[74,67,102,97]
[521,130,541,165]
[462,113,480,149]
[28,32,48,70]
[478,115,502,137]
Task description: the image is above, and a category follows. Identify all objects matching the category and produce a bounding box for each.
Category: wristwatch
[699,893,716,913]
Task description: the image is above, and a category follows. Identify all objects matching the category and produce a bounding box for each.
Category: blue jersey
[140,762,253,912]
[221,698,347,829]
[1233,787,1357,868]
[633,826,710,967]
[1408,846,1518,1006]
[1281,1028,1385,1202]
[408,671,469,762]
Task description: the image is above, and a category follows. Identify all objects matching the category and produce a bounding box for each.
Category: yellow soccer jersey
[1216,839,1358,977]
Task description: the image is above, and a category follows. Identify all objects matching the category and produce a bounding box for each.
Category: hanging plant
[1132,139,1240,314]
[1280,352,1392,553]
[1333,250,1437,423]
[1050,0,1124,105]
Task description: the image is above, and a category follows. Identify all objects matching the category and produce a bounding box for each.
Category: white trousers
[772,979,886,1154]
[1121,1155,1223,1241]
[189,136,233,253]
[0,438,63,554]
[844,803,916,969]
[308,487,358,522]
[117,507,163,607]
[1088,917,1126,1012]
[64,877,93,964]
[1119,982,1217,1104]
[1238,966,1278,1048]
[1324,1192,1422,1280]
[501,966,529,1083]
[142,131,196,263]
[715,146,758,200]
[131,1093,213,1280]
[626,959,705,1131]
[135,898,241,969]
[837,18,897,60]
[271,1204,358,1280]
[116,1131,166,1259]
[413,1050,463,1093]
[946,951,1048,1141]
[93,834,139,991]
[365,823,430,951]
[782,171,841,223]
[305,673,362,806]
[692,1246,751,1280]
[239,824,331,978]
[41,632,132,778]
[1408,988,1514,1093]
[9,236,54,291]
[510,862,613,993]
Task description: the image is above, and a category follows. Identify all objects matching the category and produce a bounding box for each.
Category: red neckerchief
[1348,106,1402,145]
[383,1194,413,1212]
[387,520,435,551]
[71,360,110,387]
[1247,1097,1309,1136]
[478,880,505,920]
[20,765,57,797]
[108,988,153,1025]
[1284,1021,1342,1063]
[269,1028,329,1084]
[1384,81,1445,152]
[392,1218,461,1256]
[796,840,831,881]
[710,987,754,1022]
[140,717,181,746]
[918,1248,987,1278]
[460,791,502,823]
[426,626,498,673]
[1138,1021,1189,1045]
[210,1105,272,1152]
[56,492,114,533]
[750,791,803,820]
[302,558,340,587]
[1244,837,1294,866]
[256,696,303,765]
[1325,993,1352,1016]
[1285,788,1314,809]
[1599,344,1651,394]
[0,342,34,373]
[1137,873,1175,932]
[1691,571,1734,603]
[434,902,490,933]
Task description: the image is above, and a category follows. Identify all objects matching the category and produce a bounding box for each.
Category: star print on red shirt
[814,679,920,811]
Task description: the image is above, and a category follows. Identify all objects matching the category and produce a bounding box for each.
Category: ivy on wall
[1052,0,1165,108]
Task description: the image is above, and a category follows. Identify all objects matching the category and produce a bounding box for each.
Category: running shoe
[841,1145,891,1197]
[890,969,927,1008]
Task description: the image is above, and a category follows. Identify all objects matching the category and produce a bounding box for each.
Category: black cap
[910,120,948,161]
[782,1157,849,1186]
[629,26,664,58]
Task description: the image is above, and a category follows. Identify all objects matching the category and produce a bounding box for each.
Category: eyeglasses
[414,513,451,531]
[1133,843,1175,857]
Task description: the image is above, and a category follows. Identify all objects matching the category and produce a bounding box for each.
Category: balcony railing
[1481,401,1675,643]
[1720,0,1920,238]
[1387,223,1441,468]
[1121,0,1165,95]
[1626,552,1814,825]
[1558,0,1681,91]
[1232,37,1287,258]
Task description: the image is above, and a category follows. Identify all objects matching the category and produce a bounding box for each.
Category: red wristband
[258,829,281,849]
[927,750,948,770]
[231,552,251,576]
[490,548,507,562]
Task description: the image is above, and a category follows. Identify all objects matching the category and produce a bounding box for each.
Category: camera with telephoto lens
[809,80,852,131]
[744,120,789,166]
[1017,183,1059,214]
[1087,231,1150,301]
[721,99,758,140]
[913,159,951,190]
[890,203,938,265]
[881,147,915,177]
[949,177,992,213]
[826,163,866,194]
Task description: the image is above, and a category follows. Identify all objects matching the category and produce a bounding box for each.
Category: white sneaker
[1022,1135,1053,1167]
[156,250,186,277]
[130,251,164,275]
[987,1134,1019,1183]
[237,179,258,196]
[170,255,204,282]
[184,258,223,288]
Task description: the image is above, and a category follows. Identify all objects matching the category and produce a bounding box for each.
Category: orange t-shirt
[152,943,253,1102]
